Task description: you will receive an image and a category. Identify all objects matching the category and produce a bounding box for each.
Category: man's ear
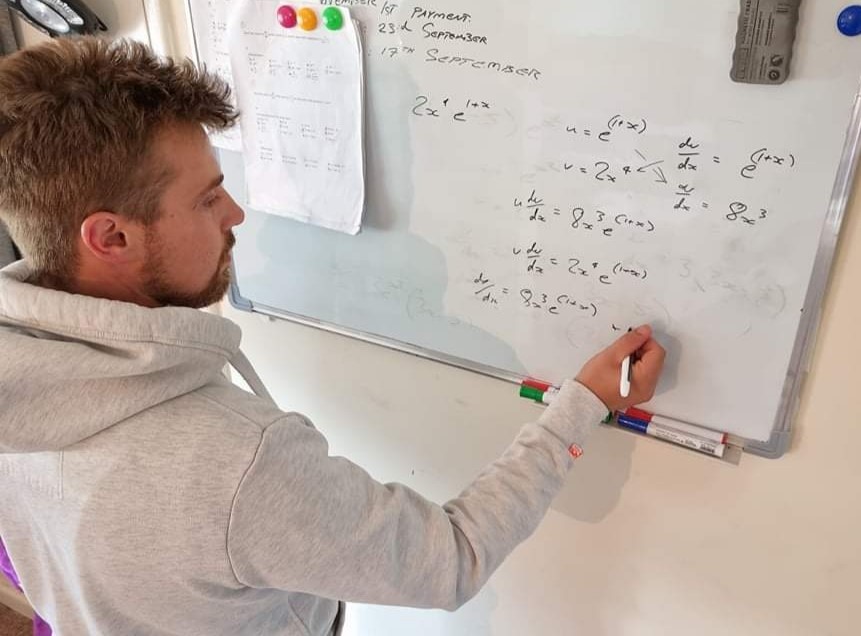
[80,212,145,264]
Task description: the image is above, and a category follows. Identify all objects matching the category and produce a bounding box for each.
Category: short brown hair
[0,37,237,280]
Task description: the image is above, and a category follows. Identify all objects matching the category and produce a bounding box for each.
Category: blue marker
[617,414,649,434]
[615,414,726,458]
[838,5,861,36]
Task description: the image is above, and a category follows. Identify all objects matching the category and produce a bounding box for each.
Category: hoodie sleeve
[226,380,607,610]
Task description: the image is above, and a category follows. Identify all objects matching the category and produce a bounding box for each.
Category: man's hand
[575,324,666,412]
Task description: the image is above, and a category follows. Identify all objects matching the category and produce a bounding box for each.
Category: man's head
[0,37,244,308]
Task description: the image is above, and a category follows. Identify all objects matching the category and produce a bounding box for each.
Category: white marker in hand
[619,327,633,398]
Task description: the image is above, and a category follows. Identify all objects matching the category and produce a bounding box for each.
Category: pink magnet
[277,5,298,28]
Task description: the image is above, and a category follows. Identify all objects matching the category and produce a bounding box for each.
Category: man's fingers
[634,338,666,372]
[637,337,665,359]
[613,324,652,359]
[629,338,665,402]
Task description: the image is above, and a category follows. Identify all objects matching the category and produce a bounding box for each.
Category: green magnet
[322,7,344,30]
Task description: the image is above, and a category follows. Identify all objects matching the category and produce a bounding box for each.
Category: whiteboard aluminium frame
[740,85,861,458]
[168,0,861,460]
[227,88,861,461]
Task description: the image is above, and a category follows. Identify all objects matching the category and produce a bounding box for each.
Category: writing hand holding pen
[575,324,665,412]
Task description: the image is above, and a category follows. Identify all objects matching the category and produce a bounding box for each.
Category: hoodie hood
[0,261,242,453]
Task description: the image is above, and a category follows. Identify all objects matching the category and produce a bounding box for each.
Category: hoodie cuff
[537,380,609,449]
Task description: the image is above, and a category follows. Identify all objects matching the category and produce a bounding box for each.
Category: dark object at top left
[0,0,107,37]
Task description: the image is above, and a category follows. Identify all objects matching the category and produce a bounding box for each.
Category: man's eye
[203,194,220,208]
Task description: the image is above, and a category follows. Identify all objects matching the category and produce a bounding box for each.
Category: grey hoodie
[0,260,607,635]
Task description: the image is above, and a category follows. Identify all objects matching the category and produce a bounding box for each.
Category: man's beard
[142,230,235,309]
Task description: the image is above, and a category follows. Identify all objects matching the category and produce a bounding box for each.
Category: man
[0,37,665,635]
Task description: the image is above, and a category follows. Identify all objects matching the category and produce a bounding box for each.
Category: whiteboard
[191,0,861,452]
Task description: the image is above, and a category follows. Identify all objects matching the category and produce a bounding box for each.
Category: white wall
[222,173,861,636]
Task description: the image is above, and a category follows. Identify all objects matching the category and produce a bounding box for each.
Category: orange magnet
[297,7,318,31]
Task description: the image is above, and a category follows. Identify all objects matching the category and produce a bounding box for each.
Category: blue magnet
[837,5,861,36]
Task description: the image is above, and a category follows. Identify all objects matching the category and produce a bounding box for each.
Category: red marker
[624,407,727,444]
[521,377,555,392]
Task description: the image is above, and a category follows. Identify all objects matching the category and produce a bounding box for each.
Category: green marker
[322,7,344,30]
[519,385,544,402]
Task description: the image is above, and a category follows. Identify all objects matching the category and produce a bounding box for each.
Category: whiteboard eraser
[731,0,802,85]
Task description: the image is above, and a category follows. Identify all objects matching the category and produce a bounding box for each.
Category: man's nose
[226,193,245,228]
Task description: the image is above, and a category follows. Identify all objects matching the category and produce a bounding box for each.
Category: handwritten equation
[190,0,807,332]
[471,272,600,319]
[462,107,797,324]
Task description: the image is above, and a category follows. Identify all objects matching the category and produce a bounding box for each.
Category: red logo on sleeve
[568,444,583,459]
